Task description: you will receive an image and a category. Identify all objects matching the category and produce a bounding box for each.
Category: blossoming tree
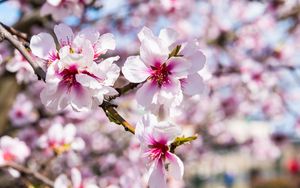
[0,0,300,187]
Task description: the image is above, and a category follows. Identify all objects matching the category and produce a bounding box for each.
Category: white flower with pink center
[54,168,98,188]
[38,123,85,154]
[122,27,205,114]
[30,24,120,112]
[6,50,37,83]
[9,93,38,127]
[41,0,93,21]
[135,113,184,188]
[0,136,30,166]
[30,23,115,65]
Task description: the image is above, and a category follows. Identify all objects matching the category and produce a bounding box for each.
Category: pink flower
[135,114,184,188]
[0,136,30,166]
[38,123,85,154]
[54,168,98,188]
[40,0,92,21]
[30,24,120,112]
[122,27,205,114]
[6,50,37,83]
[9,93,38,127]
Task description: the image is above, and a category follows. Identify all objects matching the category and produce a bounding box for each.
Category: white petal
[54,174,70,188]
[168,57,190,79]
[159,78,183,106]
[159,28,179,48]
[140,36,169,67]
[70,86,92,112]
[122,56,150,83]
[187,50,206,74]
[54,23,74,46]
[135,113,158,143]
[30,33,56,59]
[138,26,155,42]
[78,27,100,44]
[182,73,204,96]
[97,56,120,86]
[71,168,82,188]
[48,0,62,6]
[95,33,116,54]
[71,138,85,151]
[136,81,159,109]
[76,73,102,90]
[72,36,94,63]
[64,123,76,144]
[148,160,167,188]
[167,153,184,180]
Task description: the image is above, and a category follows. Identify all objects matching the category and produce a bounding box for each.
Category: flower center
[148,141,169,161]
[3,152,15,161]
[149,63,171,87]
[59,65,80,92]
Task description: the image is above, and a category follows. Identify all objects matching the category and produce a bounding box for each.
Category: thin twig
[5,162,54,187]
[100,101,135,134]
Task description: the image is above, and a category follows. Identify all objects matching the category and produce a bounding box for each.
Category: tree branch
[100,101,135,134]
[0,22,46,81]
[5,162,54,187]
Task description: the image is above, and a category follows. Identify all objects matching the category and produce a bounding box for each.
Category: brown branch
[5,162,54,187]
[0,23,46,81]
[100,101,135,134]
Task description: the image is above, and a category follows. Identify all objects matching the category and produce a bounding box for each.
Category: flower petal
[159,28,179,48]
[136,81,159,109]
[148,160,167,188]
[54,23,74,46]
[168,57,190,79]
[167,153,184,180]
[94,33,116,55]
[140,35,168,67]
[122,56,150,83]
[181,73,204,96]
[30,33,56,59]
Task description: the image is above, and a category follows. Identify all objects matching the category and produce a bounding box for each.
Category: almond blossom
[6,50,37,83]
[41,0,93,21]
[54,168,99,188]
[38,123,85,154]
[0,136,30,166]
[9,93,38,127]
[135,113,184,188]
[122,27,205,115]
[30,23,119,112]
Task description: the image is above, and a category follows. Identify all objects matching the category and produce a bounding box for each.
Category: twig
[100,101,135,134]
[0,23,46,81]
[5,162,54,187]
[109,83,140,101]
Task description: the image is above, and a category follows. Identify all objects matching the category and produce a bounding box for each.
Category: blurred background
[1,0,300,187]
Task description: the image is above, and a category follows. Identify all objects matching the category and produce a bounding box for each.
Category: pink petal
[30,33,56,59]
[168,57,190,79]
[167,153,184,180]
[70,86,92,112]
[188,50,206,74]
[148,160,167,188]
[122,56,150,83]
[54,23,74,46]
[181,73,204,96]
[136,81,159,109]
